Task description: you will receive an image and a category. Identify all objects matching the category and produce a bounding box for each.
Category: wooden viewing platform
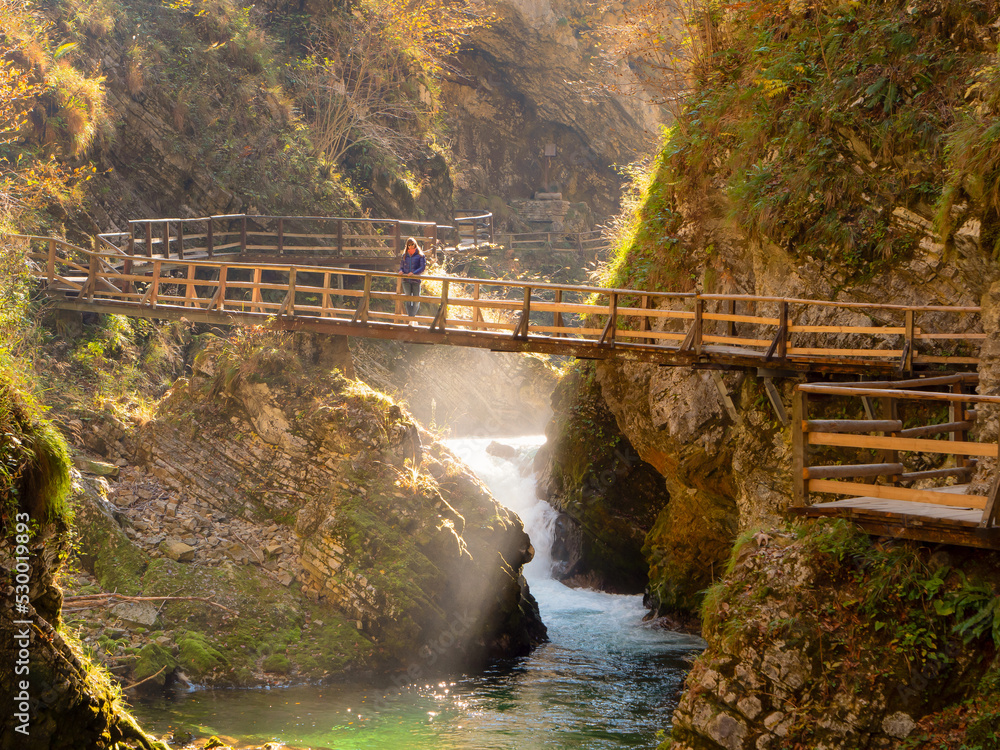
[8,212,986,375]
[790,379,1000,549]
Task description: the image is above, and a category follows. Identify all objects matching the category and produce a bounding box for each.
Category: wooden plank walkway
[792,383,1000,549]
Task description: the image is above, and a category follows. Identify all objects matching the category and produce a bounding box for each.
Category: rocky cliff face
[445,0,659,219]
[669,522,1000,750]
[69,332,545,687]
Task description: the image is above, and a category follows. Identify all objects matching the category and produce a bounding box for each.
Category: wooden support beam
[763,377,789,427]
[900,466,976,481]
[278,268,296,316]
[210,265,228,310]
[764,301,788,362]
[898,419,976,439]
[805,419,903,434]
[430,279,449,332]
[712,371,740,423]
[352,274,371,324]
[981,471,1000,528]
[805,463,906,480]
[599,293,617,346]
[512,286,531,339]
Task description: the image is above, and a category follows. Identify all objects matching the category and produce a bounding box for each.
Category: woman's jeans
[402,278,421,316]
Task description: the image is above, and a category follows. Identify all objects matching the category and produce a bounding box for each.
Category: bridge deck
[793,491,1000,549]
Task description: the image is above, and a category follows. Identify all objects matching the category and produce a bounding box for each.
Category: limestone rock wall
[669,524,1000,750]
[83,335,546,672]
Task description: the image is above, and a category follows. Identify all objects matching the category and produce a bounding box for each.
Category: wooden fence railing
[502,229,609,255]
[454,212,494,248]
[9,233,985,373]
[95,212,492,262]
[792,378,1000,527]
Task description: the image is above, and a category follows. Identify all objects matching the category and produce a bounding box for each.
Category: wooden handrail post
[240,216,247,253]
[393,221,401,256]
[554,288,564,336]
[184,263,196,307]
[952,381,969,470]
[277,218,284,255]
[207,218,214,258]
[394,276,404,321]
[693,298,704,354]
[489,213,494,244]
[123,257,133,297]
[778,300,788,358]
[178,220,185,260]
[723,298,735,338]
[321,271,331,318]
[337,220,344,254]
[163,220,170,259]
[128,230,135,256]
[792,389,807,506]
[46,239,55,286]
[86,252,97,301]
[251,267,263,313]
[285,267,297,316]
[883,396,901,483]
[640,295,652,333]
[145,221,153,256]
[904,309,915,374]
[213,265,228,311]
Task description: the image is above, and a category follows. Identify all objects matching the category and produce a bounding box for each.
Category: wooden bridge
[9,212,1000,548]
[10,214,985,375]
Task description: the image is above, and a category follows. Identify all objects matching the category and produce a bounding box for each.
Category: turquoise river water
[130,436,704,749]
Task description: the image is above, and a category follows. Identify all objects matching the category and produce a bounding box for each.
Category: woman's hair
[404,237,423,254]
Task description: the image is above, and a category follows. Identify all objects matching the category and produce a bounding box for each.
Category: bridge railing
[12,233,985,372]
[500,229,609,258]
[674,294,982,373]
[791,379,1000,528]
[94,214,494,263]
[454,212,494,248]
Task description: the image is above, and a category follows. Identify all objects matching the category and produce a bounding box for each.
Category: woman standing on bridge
[399,237,426,318]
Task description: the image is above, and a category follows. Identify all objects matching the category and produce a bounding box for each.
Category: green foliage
[628,0,1000,280]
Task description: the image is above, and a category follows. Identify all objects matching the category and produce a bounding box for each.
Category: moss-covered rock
[0,369,165,749]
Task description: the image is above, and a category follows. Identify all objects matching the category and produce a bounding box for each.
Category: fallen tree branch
[122,666,166,691]
[62,593,237,615]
